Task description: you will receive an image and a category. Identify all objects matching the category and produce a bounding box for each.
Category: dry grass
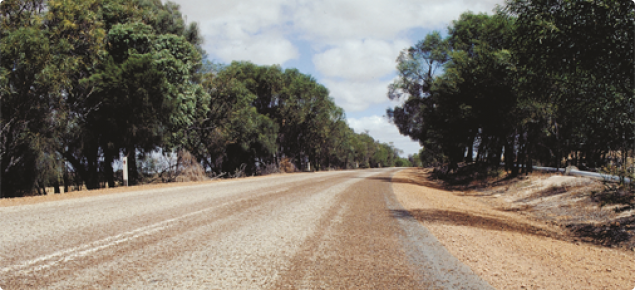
[174,150,208,182]
[280,157,296,173]
[393,168,635,290]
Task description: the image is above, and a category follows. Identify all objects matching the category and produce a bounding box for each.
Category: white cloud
[292,0,505,43]
[171,0,506,153]
[211,33,299,65]
[177,0,288,33]
[323,79,395,112]
[347,115,421,156]
[313,39,410,81]
[177,0,299,65]
[176,0,507,65]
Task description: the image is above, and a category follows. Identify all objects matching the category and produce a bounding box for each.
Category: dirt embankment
[392,168,635,290]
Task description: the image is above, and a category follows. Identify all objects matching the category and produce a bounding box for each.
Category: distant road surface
[1,168,493,289]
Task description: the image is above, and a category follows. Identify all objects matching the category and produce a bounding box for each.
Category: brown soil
[447,170,635,249]
[392,168,635,290]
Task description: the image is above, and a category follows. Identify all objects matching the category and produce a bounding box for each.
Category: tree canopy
[0,0,408,197]
[388,0,634,175]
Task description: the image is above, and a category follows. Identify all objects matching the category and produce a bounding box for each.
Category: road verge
[392,168,635,290]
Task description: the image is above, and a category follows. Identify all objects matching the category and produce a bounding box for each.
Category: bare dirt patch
[392,168,635,290]
[454,171,635,249]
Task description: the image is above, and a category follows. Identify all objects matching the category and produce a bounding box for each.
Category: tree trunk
[127,147,139,185]
[494,144,504,168]
[466,135,474,163]
[104,150,115,188]
[85,146,100,190]
[62,150,99,190]
[526,140,533,173]
[63,167,70,193]
[476,140,485,164]
[517,132,526,174]
[504,139,516,176]
[53,178,61,194]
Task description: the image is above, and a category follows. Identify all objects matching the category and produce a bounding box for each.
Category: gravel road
[0,168,493,289]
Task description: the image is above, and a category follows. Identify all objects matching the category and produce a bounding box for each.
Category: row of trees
[0,0,408,197]
[388,0,634,175]
[191,61,409,177]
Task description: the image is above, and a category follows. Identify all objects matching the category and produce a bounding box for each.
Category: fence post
[123,157,128,187]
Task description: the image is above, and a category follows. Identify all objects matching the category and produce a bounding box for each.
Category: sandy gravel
[392,168,635,290]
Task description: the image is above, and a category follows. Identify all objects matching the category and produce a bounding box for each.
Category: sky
[172,0,506,156]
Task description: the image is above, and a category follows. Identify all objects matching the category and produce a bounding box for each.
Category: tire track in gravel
[273,168,426,289]
[384,176,495,290]
[0,172,334,258]
[98,171,381,290]
[1,169,495,289]
[88,174,358,290]
[0,172,362,289]
[0,182,285,270]
[273,169,494,290]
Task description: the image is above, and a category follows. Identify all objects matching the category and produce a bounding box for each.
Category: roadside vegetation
[388,0,634,205]
[387,0,635,251]
[0,0,412,198]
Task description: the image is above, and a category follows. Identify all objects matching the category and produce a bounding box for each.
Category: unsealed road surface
[1,168,492,289]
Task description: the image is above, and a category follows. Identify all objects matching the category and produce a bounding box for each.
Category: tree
[2,0,407,197]
[194,61,353,174]
[1,0,66,196]
[388,12,518,172]
[53,0,206,188]
[506,0,635,169]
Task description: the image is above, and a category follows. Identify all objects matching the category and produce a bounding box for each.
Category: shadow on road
[356,175,452,192]
[389,209,562,240]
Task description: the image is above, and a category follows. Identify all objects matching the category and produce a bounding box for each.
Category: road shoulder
[392,168,635,290]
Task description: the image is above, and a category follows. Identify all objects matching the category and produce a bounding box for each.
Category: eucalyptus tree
[27,0,209,189]
[324,119,355,169]
[192,61,277,175]
[278,68,331,168]
[442,12,518,170]
[388,12,518,172]
[83,21,205,187]
[505,0,635,168]
[387,32,449,144]
[200,61,350,172]
[0,0,55,196]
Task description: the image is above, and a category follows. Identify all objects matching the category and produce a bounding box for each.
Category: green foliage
[388,1,634,176]
[395,157,412,167]
[506,0,635,169]
[389,12,517,171]
[1,0,411,197]
[1,0,58,196]
[1,0,209,194]
[190,61,401,175]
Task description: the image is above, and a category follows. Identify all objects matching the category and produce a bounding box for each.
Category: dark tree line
[388,0,634,175]
[0,0,409,197]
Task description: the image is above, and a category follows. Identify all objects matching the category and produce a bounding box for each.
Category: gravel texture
[1,168,495,289]
[392,168,635,290]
